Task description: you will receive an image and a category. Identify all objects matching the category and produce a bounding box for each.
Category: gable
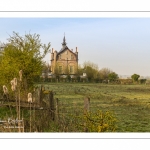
[57,46,75,55]
[56,48,77,61]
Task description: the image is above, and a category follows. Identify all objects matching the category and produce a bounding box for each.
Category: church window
[59,66,63,74]
[70,66,74,74]
[71,54,74,60]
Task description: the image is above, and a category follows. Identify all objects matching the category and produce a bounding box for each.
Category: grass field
[36,82,150,132]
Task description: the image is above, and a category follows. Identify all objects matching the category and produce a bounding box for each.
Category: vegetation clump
[77,110,117,132]
[0,32,50,90]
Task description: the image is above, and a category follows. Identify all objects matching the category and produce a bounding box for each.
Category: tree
[131,74,140,82]
[76,64,83,75]
[99,68,112,80]
[42,62,51,76]
[108,72,119,82]
[82,61,99,82]
[0,32,51,90]
[139,79,147,84]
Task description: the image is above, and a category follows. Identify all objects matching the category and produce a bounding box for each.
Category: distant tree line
[41,59,148,84]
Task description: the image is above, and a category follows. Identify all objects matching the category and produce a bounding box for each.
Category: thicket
[0,32,50,90]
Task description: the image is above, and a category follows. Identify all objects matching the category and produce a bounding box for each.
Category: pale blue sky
[0,18,150,76]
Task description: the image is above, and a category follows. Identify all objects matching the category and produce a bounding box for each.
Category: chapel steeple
[61,33,67,49]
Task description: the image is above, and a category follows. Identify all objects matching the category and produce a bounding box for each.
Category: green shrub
[70,110,117,132]
[139,79,146,84]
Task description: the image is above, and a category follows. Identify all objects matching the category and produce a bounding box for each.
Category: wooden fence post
[30,101,32,132]
[39,85,43,105]
[49,91,55,121]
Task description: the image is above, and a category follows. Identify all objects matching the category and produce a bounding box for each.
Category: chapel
[50,36,78,75]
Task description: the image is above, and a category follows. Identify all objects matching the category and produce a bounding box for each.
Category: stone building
[50,36,78,75]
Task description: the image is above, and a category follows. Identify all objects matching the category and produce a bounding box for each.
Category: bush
[139,79,146,84]
[70,110,117,132]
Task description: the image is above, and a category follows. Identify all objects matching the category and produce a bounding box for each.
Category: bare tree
[99,68,112,80]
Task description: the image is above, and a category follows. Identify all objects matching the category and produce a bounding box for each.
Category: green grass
[1,82,150,132]
[37,82,150,132]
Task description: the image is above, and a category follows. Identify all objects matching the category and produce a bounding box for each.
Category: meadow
[36,82,150,132]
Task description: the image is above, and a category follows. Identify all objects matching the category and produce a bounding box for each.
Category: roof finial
[62,33,67,48]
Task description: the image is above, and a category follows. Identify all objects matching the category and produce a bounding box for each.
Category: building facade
[50,36,78,75]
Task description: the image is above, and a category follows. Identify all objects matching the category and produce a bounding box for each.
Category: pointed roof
[58,35,68,53]
[61,35,67,48]
[56,35,78,59]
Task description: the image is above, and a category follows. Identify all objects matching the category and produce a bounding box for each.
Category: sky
[0,18,150,77]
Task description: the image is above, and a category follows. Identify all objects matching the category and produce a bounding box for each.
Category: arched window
[70,66,74,74]
[71,54,74,60]
[59,66,63,73]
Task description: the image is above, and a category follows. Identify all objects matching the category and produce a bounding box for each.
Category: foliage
[108,72,119,82]
[139,79,147,84]
[51,109,117,132]
[119,79,133,84]
[76,64,83,76]
[82,61,99,82]
[42,62,50,74]
[53,62,59,76]
[76,110,117,132]
[99,68,112,80]
[131,74,140,82]
[0,32,51,89]
[67,75,71,82]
